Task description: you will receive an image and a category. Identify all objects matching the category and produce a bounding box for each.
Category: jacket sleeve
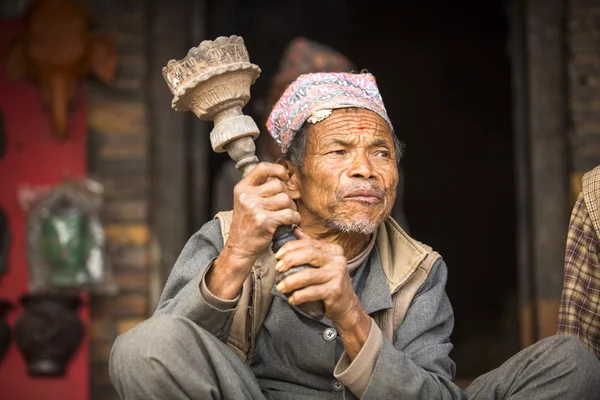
[152,219,241,342]
[338,258,465,399]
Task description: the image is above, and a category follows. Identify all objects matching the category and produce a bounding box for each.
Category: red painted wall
[0,20,90,400]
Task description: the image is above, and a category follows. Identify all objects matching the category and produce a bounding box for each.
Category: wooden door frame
[508,0,571,347]
[147,0,209,309]
[146,0,574,336]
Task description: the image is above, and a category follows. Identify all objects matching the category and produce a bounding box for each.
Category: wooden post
[508,0,536,348]
[147,0,193,305]
[509,0,570,346]
[188,0,210,235]
[527,0,570,340]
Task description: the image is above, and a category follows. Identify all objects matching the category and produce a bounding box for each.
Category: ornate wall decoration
[14,293,83,376]
[3,0,118,140]
[25,179,115,294]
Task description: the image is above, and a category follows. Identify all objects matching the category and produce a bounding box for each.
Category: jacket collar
[376,216,429,294]
[349,216,432,316]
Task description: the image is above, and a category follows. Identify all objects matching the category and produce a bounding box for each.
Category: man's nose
[347,152,375,179]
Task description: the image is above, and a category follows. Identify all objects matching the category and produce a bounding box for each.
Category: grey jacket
[154,219,465,399]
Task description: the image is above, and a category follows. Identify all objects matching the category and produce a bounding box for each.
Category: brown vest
[214,211,440,363]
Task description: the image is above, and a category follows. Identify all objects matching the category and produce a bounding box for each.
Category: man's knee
[109,315,194,389]
[542,334,597,365]
[542,335,600,393]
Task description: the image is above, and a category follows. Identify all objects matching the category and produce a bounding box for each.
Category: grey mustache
[337,182,386,198]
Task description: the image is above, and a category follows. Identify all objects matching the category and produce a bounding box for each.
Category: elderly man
[110,72,600,399]
[558,165,600,358]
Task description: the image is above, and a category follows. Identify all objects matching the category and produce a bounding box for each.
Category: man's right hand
[206,162,301,299]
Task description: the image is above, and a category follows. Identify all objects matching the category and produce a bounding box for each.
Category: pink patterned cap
[266,72,393,153]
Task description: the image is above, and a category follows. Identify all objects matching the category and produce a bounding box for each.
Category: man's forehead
[309,109,393,141]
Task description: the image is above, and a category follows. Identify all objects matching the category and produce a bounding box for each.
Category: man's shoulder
[187,218,225,251]
[584,165,600,178]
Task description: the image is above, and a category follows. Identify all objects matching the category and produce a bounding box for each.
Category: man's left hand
[274,228,373,359]
[274,228,364,327]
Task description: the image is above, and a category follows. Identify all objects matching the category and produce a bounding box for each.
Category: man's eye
[330,150,346,155]
[376,150,391,158]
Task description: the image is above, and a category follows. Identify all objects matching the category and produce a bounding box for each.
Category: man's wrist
[206,250,254,299]
[335,307,372,360]
[336,307,371,336]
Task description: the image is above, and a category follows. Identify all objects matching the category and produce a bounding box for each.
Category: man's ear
[277,159,301,200]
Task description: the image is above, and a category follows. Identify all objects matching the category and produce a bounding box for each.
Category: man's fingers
[274,239,344,271]
[288,284,332,306]
[275,238,322,257]
[258,178,290,198]
[269,209,301,229]
[243,162,289,186]
[276,246,324,272]
[293,227,310,240]
[276,245,345,274]
[276,267,333,295]
[279,237,344,257]
[262,193,297,212]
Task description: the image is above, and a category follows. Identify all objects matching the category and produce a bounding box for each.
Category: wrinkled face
[291,108,399,234]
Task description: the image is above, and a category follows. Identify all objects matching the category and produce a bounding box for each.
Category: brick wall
[567,0,600,197]
[85,1,150,398]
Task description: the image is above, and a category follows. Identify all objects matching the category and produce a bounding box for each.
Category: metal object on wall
[25,179,115,295]
[0,299,13,364]
[162,35,325,320]
[2,0,118,140]
[14,293,83,376]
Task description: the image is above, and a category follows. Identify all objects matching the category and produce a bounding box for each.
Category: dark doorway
[207,0,518,379]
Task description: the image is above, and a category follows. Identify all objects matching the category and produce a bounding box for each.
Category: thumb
[293,226,310,240]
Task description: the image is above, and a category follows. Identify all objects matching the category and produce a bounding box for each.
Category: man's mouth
[343,189,383,204]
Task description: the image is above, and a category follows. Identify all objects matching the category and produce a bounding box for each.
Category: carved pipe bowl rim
[171,63,260,110]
